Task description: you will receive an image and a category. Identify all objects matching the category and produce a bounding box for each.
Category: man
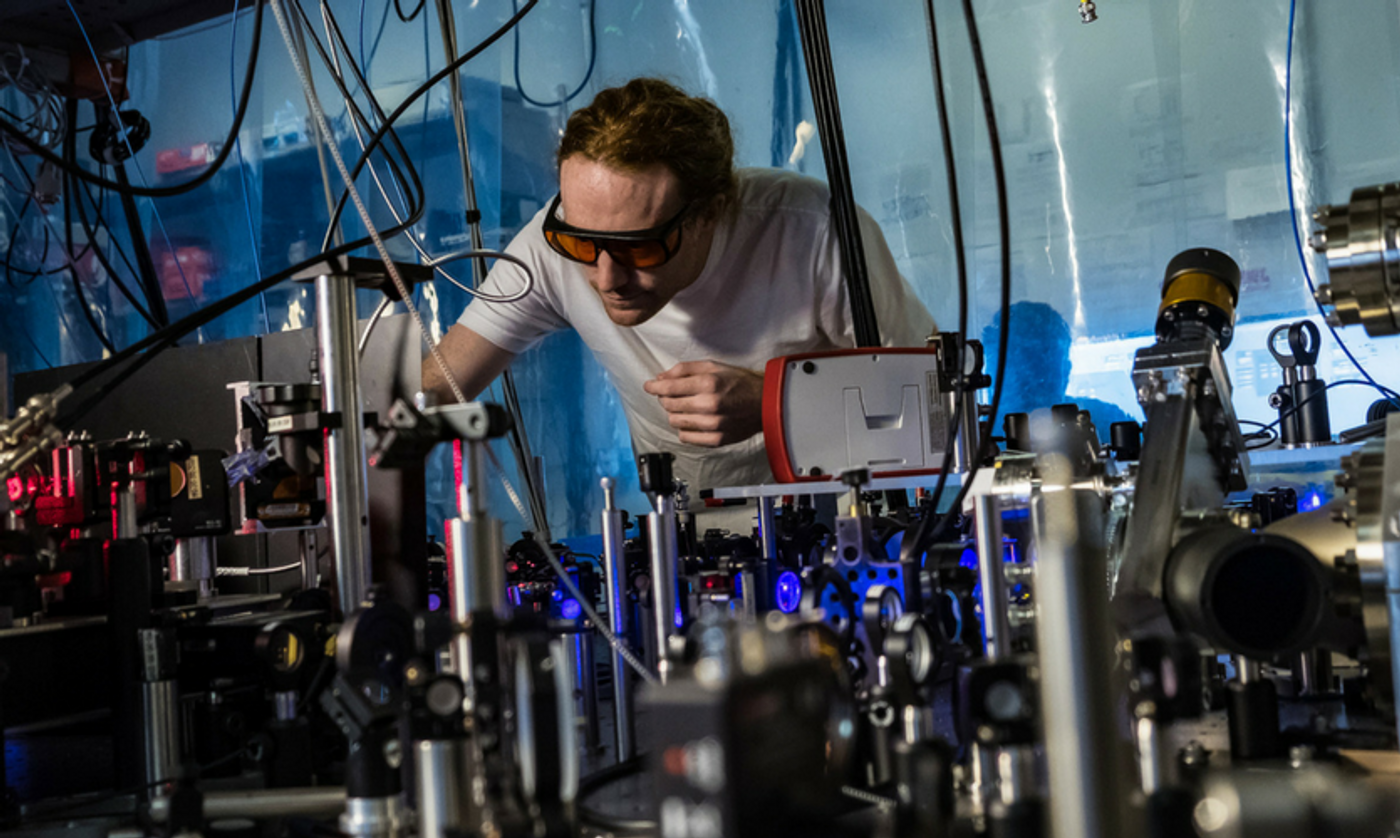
[424,78,935,495]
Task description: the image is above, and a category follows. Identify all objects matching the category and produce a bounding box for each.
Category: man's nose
[593,250,631,292]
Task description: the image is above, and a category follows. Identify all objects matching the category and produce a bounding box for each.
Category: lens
[545,230,598,264]
[606,239,669,269]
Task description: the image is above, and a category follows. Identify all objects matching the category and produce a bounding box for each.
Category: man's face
[557,156,716,327]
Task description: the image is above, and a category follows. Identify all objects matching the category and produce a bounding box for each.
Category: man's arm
[643,360,764,447]
[421,324,517,405]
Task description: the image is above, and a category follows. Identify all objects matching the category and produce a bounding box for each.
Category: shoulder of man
[734,167,834,217]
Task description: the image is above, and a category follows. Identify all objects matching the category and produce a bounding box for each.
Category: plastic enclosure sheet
[3,0,1400,538]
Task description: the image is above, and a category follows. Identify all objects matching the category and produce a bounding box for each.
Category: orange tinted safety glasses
[541,193,693,269]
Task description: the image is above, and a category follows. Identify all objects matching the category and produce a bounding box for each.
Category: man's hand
[642,361,764,447]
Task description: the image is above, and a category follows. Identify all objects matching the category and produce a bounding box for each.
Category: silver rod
[574,631,600,752]
[973,493,1011,660]
[115,487,138,539]
[1237,656,1262,685]
[448,440,505,674]
[969,743,996,825]
[274,690,298,722]
[648,495,680,684]
[415,740,468,838]
[997,745,1032,806]
[1135,716,1163,795]
[315,272,371,617]
[600,478,634,759]
[141,680,180,788]
[1031,461,1128,838]
[151,787,348,823]
[757,496,777,560]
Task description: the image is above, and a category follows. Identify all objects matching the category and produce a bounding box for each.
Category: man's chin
[602,300,661,327]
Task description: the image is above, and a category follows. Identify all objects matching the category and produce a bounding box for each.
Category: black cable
[394,0,427,23]
[4,190,37,288]
[70,160,159,327]
[59,202,428,425]
[57,0,525,428]
[294,0,423,223]
[1243,379,1394,447]
[904,0,1013,559]
[909,0,970,534]
[62,101,116,354]
[0,0,264,199]
[512,0,597,108]
[112,162,170,326]
[323,0,539,251]
[793,0,882,347]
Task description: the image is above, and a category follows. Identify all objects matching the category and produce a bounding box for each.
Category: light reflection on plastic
[775,570,802,613]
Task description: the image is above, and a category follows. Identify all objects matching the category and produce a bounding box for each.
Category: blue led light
[775,570,802,613]
[960,547,979,570]
[551,588,565,602]
[428,593,442,612]
[1302,491,1323,511]
[675,606,685,628]
[560,598,583,620]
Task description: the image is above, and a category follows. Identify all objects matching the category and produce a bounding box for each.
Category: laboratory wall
[2,0,1398,539]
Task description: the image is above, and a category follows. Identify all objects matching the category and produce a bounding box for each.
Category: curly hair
[557,78,738,221]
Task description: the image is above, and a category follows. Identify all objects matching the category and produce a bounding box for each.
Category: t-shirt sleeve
[813,204,938,347]
[456,213,570,354]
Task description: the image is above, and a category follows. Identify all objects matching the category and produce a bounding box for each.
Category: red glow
[6,476,23,502]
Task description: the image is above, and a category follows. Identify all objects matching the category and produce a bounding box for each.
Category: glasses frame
[540,192,695,268]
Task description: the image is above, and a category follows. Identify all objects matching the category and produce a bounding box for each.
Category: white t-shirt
[458,168,937,495]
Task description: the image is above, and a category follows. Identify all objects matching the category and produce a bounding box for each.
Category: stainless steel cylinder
[170,537,215,594]
[141,680,181,787]
[577,629,600,752]
[1031,461,1130,838]
[648,494,680,684]
[446,517,505,676]
[1135,716,1163,795]
[274,690,298,722]
[116,487,139,540]
[415,740,469,838]
[600,478,634,760]
[315,272,371,618]
[974,493,1012,660]
[149,787,348,822]
[340,796,404,838]
[757,496,777,560]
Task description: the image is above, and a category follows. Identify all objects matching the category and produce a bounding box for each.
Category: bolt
[1311,205,1331,222]
[1288,744,1315,769]
[1314,285,1334,305]
[1309,231,1328,252]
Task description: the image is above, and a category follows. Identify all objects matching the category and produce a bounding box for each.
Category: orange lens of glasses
[545,230,598,263]
[604,239,669,269]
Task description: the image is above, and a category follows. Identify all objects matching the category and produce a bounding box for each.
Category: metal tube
[648,495,680,684]
[150,787,348,822]
[757,496,777,561]
[447,440,506,676]
[600,478,634,760]
[1031,461,1128,838]
[969,743,996,825]
[141,680,180,788]
[274,690,298,722]
[315,272,371,617]
[1135,716,1163,795]
[997,745,1033,806]
[171,537,215,593]
[115,487,138,539]
[973,493,1011,660]
[574,631,600,752]
[415,740,468,838]
[1237,656,1262,685]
